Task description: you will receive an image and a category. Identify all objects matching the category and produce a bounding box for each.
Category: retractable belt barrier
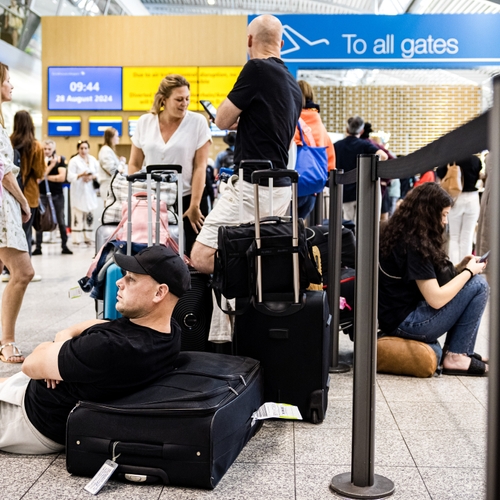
[328,107,494,499]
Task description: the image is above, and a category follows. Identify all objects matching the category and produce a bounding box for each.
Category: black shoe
[32,248,42,255]
[61,247,73,255]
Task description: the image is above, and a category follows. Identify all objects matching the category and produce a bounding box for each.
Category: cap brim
[114,253,148,275]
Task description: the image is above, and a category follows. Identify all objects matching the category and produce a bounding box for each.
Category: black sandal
[442,356,488,377]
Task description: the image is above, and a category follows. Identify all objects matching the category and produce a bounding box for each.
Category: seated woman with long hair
[378,182,489,376]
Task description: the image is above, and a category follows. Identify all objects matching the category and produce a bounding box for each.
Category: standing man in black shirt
[191,14,302,274]
[33,140,72,255]
[0,245,190,453]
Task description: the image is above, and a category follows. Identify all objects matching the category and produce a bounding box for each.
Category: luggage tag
[68,286,82,299]
[252,402,302,425]
[84,442,120,495]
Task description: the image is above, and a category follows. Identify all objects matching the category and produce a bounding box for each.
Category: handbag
[440,162,462,199]
[212,216,321,313]
[33,178,58,232]
[295,120,328,197]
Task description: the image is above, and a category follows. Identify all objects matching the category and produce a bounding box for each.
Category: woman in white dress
[0,62,35,363]
[128,74,211,256]
[98,126,126,203]
[67,140,99,246]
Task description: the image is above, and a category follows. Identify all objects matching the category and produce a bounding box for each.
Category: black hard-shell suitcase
[233,169,330,424]
[66,351,264,489]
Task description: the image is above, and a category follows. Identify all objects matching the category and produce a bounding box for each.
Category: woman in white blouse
[98,127,126,203]
[128,74,211,256]
[67,140,99,246]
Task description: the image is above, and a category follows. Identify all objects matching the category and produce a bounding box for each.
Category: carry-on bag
[66,351,264,489]
[101,165,183,320]
[233,168,331,424]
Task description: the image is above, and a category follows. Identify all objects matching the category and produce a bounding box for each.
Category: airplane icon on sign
[282,25,330,55]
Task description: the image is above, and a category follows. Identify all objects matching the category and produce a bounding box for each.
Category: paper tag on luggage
[84,459,118,495]
[252,402,302,423]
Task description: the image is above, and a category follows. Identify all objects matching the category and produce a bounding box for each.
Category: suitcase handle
[147,164,182,174]
[239,159,274,171]
[251,169,298,184]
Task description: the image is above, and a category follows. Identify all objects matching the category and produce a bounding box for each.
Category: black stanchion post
[328,170,349,373]
[486,75,500,500]
[330,155,394,498]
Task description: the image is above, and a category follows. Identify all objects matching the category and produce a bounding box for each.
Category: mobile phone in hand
[479,250,490,263]
[200,100,217,121]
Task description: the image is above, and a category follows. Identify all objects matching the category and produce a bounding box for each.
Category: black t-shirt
[378,244,436,334]
[24,317,181,444]
[227,57,302,187]
[39,156,67,196]
[333,136,379,202]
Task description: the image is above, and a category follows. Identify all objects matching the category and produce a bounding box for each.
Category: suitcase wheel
[311,409,320,425]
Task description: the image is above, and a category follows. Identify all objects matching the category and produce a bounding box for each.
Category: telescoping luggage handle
[126,165,183,257]
[250,168,300,304]
[238,160,274,221]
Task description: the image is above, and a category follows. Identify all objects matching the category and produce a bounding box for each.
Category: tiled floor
[0,240,489,499]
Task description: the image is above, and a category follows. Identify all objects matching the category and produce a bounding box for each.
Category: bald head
[247,15,284,59]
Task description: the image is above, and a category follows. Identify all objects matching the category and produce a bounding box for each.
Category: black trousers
[35,194,68,249]
[182,194,209,258]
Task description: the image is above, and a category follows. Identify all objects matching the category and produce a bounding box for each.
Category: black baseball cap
[114,245,191,298]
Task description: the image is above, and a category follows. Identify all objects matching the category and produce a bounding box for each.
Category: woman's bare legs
[0,247,34,362]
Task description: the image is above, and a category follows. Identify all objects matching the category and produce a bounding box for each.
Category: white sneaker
[31,274,42,282]
[2,273,10,282]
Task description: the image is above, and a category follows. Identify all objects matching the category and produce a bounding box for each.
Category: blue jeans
[298,194,317,220]
[395,275,489,355]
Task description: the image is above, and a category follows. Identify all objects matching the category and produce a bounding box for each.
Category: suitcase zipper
[75,364,259,415]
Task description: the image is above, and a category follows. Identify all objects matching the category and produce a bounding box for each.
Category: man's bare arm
[215,98,242,131]
[22,342,64,381]
[54,319,108,342]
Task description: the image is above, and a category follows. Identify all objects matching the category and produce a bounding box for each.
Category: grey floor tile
[294,427,414,467]
[328,372,354,400]
[235,420,294,464]
[419,467,486,500]
[295,399,398,430]
[389,400,487,431]
[21,458,163,500]
[377,376,479,403]
[296,464,431,500]
[159,463,295,500]
[401,429,486,468]
[0,453,57,500]
[458,377,489,407]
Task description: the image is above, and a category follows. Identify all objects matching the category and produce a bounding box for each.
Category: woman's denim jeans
[395,275,489,355]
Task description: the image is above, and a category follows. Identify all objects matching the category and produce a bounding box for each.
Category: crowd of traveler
[0,14,492,456]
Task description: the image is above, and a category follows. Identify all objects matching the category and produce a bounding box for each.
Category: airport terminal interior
[0,0,499,499]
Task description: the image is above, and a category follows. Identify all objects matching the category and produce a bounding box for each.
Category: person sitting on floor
[378,182,489,377]
[0,245,191,454]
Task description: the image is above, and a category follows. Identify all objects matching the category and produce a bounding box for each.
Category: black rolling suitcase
[233,169,331,424]
[66,351,263,489]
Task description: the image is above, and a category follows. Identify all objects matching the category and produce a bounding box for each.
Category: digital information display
[122,67,198,111]
[198,67,241,108]
[47,116,81,137]
[128,116,140,137]
[48,67,122,111]
[89,116,123,137]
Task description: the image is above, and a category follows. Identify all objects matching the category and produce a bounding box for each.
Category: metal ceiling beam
[140,0,368,15]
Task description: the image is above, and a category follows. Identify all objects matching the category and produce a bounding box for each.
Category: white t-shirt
[132,111,212,197]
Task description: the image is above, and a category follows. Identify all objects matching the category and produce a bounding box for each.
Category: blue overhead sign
[265,14,500,69]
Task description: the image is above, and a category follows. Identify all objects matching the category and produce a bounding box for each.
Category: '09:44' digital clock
[69,81,100,92]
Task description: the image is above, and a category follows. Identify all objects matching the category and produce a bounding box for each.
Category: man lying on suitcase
[0,245,191,454]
